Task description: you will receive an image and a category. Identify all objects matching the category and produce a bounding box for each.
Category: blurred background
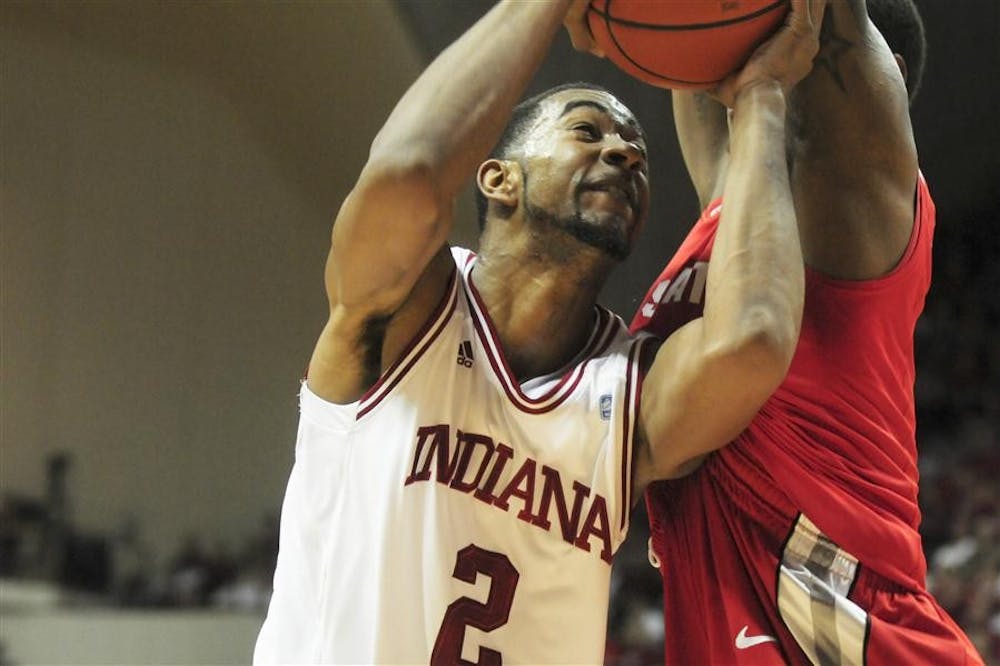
[2,1,997,663]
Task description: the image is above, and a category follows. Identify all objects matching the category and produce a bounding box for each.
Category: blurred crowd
[912,211,1000,663]
[114,515,279,613]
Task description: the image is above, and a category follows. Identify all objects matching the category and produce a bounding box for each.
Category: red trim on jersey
[356,267,459,419]
[619,335,653,529]
[462,258,618,414]
[619,340,636,528]
[461,251,476,270]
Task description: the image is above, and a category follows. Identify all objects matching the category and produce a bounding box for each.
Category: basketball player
[253,0,827,663]
[567,0,985,663]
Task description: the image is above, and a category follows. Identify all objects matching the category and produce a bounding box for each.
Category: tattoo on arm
[813,13,854,95]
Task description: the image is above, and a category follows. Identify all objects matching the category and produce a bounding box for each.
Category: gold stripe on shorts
[776,514,869,666]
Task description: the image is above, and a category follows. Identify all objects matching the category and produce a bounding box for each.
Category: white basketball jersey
[255,247,652,665]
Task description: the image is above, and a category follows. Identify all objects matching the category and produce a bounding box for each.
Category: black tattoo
[814,13,854,95]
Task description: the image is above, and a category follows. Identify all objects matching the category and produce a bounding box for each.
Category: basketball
[587,0,790,89]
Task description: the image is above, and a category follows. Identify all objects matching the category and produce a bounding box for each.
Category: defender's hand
[711,0,828,108]
[564,0,605,57]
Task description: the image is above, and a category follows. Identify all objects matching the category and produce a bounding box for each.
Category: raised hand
[563,0,605,57]
[712,0,828,108]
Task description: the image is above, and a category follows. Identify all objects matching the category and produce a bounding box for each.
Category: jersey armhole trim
[619,334,650,533]
[356,264,459,419]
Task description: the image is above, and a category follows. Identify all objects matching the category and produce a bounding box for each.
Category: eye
[572,123,601,140]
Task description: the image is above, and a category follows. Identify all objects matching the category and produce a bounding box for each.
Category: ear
[477,159,520,212]
[893,53,908,87]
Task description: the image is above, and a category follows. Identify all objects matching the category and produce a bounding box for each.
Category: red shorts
[646,448,983,665]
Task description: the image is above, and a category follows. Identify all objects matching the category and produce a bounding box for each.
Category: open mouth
[582,180,637,213]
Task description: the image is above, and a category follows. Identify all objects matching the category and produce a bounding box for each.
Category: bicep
[326,159,451,315]
[797,3,915,164]
[309,162,454,404]
[790,3,918,278]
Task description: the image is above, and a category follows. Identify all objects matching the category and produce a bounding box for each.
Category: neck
[473,230,614,381]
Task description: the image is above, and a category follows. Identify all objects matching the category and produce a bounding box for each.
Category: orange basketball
[588,0,790,89]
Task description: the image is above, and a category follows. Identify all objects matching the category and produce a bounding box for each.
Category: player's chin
[568,214,633,261]
[603,206,645,243]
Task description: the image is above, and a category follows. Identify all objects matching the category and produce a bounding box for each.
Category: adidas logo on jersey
[456,340,474,368]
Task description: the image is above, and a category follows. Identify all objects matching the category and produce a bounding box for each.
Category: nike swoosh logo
[735,625,778,650]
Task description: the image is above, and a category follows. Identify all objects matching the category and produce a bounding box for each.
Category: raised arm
[634,0,825,487]
[675,1,919,279]
[671,91,730,210]
[790,0,918,279]
[308,0,577,404]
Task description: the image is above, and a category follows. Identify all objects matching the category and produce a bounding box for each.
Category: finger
[566,23,604,57]
[573,0,605,56]
[564,6,605,57]
[786,0,812,36]
[809,0,829,36]
[706,78,737,110]
[796,0,828,36]
[567,28,605,57]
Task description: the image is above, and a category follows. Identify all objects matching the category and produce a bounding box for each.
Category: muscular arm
[672,90,730,210]
[790,0,917,279]
[308,0,573,403]
[635,82,804,486]
[633,0,830,487]
[673,1,918,280]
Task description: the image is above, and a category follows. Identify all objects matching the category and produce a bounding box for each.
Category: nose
[602,136,645,172]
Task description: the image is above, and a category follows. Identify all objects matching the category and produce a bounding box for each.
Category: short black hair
[868,0,927,103]
[474,82,615,230]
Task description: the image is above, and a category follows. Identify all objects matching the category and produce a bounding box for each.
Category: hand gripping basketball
[564,0,605,56]
[711,0,828,108]
[567,0,798,89]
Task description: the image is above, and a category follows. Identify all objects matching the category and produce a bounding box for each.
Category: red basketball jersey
[631,175,935,591]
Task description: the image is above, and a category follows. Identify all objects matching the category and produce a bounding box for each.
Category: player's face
[519,89,649,260]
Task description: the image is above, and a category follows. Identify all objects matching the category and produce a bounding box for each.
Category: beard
[523,177,631,262]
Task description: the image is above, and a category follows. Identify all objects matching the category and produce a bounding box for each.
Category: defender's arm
[671,1,918,279]
[671,91,730,211]
[634,0,826,488]
[636,83,804,485]
[789,0,918,279]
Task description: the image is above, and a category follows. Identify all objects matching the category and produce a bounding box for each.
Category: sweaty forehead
[540,89,641,134]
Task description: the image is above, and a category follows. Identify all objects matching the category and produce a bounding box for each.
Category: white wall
[1,1,437,570]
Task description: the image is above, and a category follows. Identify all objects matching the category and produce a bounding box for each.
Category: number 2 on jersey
[431,544,520,666]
